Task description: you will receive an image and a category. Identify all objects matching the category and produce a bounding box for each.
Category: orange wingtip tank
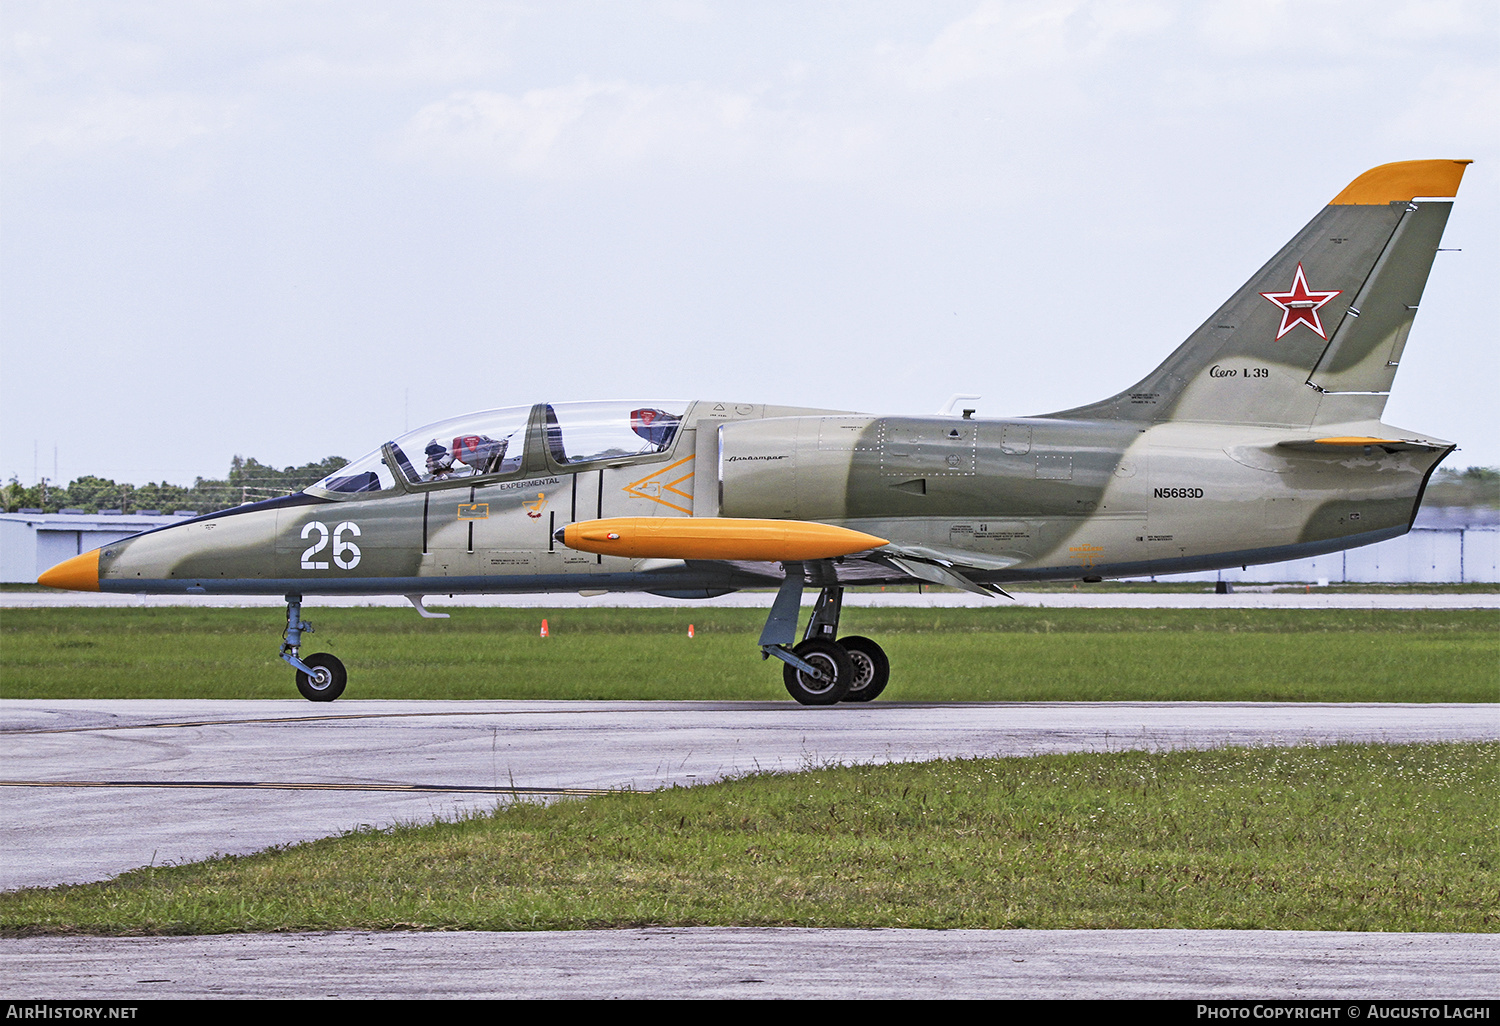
[559,517,889,562]
[37,548,101,591]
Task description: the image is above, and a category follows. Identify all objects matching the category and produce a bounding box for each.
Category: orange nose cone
[38,549,101,591]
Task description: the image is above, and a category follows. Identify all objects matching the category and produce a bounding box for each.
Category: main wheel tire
[782,639,854,706]
[839,636,890,702]
[295,652,347,702]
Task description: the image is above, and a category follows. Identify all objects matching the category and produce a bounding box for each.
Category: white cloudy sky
[3,0,1496,486]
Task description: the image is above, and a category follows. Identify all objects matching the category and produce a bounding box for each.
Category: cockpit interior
[312,401,689,497]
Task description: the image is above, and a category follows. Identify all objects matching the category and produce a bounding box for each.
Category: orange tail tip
[1330,159,1471,205]
[560,517,889,562]
[37,549,101,591]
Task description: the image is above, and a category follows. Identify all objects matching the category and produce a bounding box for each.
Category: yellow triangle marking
[623,455,696,514]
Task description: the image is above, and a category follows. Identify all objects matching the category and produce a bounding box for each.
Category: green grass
[4,742,1494,936]
[2,607,1496,702]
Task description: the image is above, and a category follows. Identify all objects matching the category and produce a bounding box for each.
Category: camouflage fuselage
[93,399,1448,596]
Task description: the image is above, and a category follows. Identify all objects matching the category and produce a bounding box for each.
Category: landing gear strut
[280,594,346,702]
[758,570,889,705]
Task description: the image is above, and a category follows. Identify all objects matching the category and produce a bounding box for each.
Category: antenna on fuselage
[936,394,981,417]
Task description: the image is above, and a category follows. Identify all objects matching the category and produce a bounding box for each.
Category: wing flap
[875,545,1016,599]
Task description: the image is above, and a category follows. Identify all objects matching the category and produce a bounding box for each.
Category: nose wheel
[280,594,348,702]
[295,652,347,702]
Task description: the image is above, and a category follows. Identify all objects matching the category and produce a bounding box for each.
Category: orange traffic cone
[688,624,695,638]
[540,618,549,638]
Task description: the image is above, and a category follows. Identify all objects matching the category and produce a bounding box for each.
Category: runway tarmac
[6,699,1497,890]
[6,927,1497,999]
[5,698,1497,999]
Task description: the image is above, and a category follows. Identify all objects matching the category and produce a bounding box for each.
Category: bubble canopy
[543,401,687,465]
[310,401,689,496]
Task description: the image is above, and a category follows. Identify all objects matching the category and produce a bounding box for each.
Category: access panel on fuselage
[419,472,572,577]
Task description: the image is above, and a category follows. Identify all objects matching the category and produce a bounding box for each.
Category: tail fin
[1050,160,1470,428]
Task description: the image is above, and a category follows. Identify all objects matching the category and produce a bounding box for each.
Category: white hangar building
[1,510,192,584]
[1143,506,1496,585]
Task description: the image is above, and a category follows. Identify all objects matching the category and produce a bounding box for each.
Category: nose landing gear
[281,594,346,702]
[758,571,890,706]
[294,652,347,702]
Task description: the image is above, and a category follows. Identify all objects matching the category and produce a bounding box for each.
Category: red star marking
[1260,263,1342,340]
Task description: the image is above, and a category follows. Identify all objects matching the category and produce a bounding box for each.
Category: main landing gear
[273,581,886,706]
[281,594,346,702]
[758,574,890,706]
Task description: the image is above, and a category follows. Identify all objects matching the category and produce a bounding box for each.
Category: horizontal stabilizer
[1277,436,1445,454]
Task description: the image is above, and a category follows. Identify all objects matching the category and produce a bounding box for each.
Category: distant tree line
[2,455,348,514]
[1422,466,1499,508]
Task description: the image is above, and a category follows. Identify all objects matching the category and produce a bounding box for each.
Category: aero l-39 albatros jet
[42,160,1471,705]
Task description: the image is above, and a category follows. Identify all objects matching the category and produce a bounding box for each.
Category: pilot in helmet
[425,440,455,479]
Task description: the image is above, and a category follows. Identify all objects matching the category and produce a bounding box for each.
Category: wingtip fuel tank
[559,517,889,561]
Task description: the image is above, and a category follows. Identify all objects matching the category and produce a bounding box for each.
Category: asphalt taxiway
[5,698,1497,999]
[6,927,1497,999]
[5,699,1496,890]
